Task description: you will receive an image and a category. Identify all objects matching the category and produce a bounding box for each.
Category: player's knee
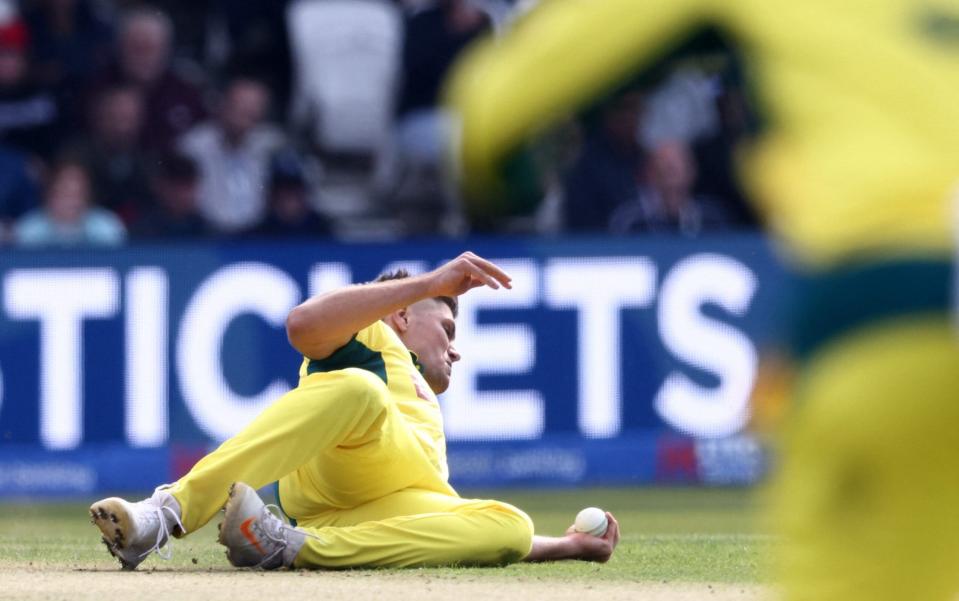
[502,506,535,563]
[478,501,535,564]
[337,369,389,414]
[298,368,388,418]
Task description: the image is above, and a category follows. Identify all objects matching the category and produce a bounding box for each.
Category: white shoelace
[144,504,186,560]
[255,504,324,568]
[263,504,324,543]
[135,487,187,560]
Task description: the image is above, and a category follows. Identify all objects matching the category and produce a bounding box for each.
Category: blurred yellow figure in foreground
[447,1,959,599]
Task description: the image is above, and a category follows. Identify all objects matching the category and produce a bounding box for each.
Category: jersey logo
[410,368,438,404]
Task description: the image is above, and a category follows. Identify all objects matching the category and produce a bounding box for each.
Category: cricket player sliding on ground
[444,1,959,600]
[90,252,620,570]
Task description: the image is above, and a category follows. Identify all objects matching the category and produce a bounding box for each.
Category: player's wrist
[419,270,454,300]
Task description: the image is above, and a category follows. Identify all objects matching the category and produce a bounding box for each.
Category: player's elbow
[285,305,311,354]
[286,303,341,359]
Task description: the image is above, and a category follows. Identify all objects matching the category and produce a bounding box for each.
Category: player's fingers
[462,252,513,289]
[605,512,620,545]
[460,257,502,289]
[445,257,497,290]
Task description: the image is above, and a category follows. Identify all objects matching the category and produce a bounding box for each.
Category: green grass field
[0,486,769,584]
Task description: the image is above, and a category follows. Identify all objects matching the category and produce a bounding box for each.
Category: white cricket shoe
[89,487,184,570]
[218,482,308,570]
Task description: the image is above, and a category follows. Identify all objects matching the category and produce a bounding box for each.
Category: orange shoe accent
[239,517,266,555]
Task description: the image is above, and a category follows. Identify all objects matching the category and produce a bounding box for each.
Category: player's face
[403,300,460,394]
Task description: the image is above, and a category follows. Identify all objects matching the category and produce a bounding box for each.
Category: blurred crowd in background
[0,0,761,248]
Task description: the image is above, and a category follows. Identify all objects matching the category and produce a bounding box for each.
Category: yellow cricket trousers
[167,368,534,568]
[771,316,959,601]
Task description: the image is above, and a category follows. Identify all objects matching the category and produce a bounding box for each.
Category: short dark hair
[374,269,458,318]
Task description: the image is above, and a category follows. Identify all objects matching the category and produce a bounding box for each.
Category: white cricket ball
[574,506,608,537]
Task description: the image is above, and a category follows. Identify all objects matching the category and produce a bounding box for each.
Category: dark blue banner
[0,235,789,494]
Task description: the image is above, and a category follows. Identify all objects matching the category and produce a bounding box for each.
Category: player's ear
[387,307,410,333]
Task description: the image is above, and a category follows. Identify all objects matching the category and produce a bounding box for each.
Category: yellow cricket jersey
[447,0,959,266]
[298,320,451,482]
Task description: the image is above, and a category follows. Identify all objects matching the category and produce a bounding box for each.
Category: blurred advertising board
[0,236,789,495]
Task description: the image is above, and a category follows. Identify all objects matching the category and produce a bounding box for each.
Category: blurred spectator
[13,157,126,247]
[607,140,735,236]
[0,143,41,242]
[562,91,645,232]
[248,149,330,238]
[130,152,211,239]
[205,1,292,118]
[179,76,285,234]
[395,0,490,168]
[389,0,492,236]
[0,16,62,161]
[639,68,718,149]
[691,79,760,227]
[91,6,206,153]
[639,64,758,228]
[130,0,210,59]
[397,0,490,121]
[23,0,113,118]
[639,63,756,227]
[68,84,152,225]
[563,84,743,237]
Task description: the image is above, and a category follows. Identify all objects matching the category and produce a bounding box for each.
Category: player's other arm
[286,252,512,359]
[524,512,621,563]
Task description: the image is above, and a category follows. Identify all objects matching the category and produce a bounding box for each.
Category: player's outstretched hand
[564,511,620,563]
[425,251,512,298]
